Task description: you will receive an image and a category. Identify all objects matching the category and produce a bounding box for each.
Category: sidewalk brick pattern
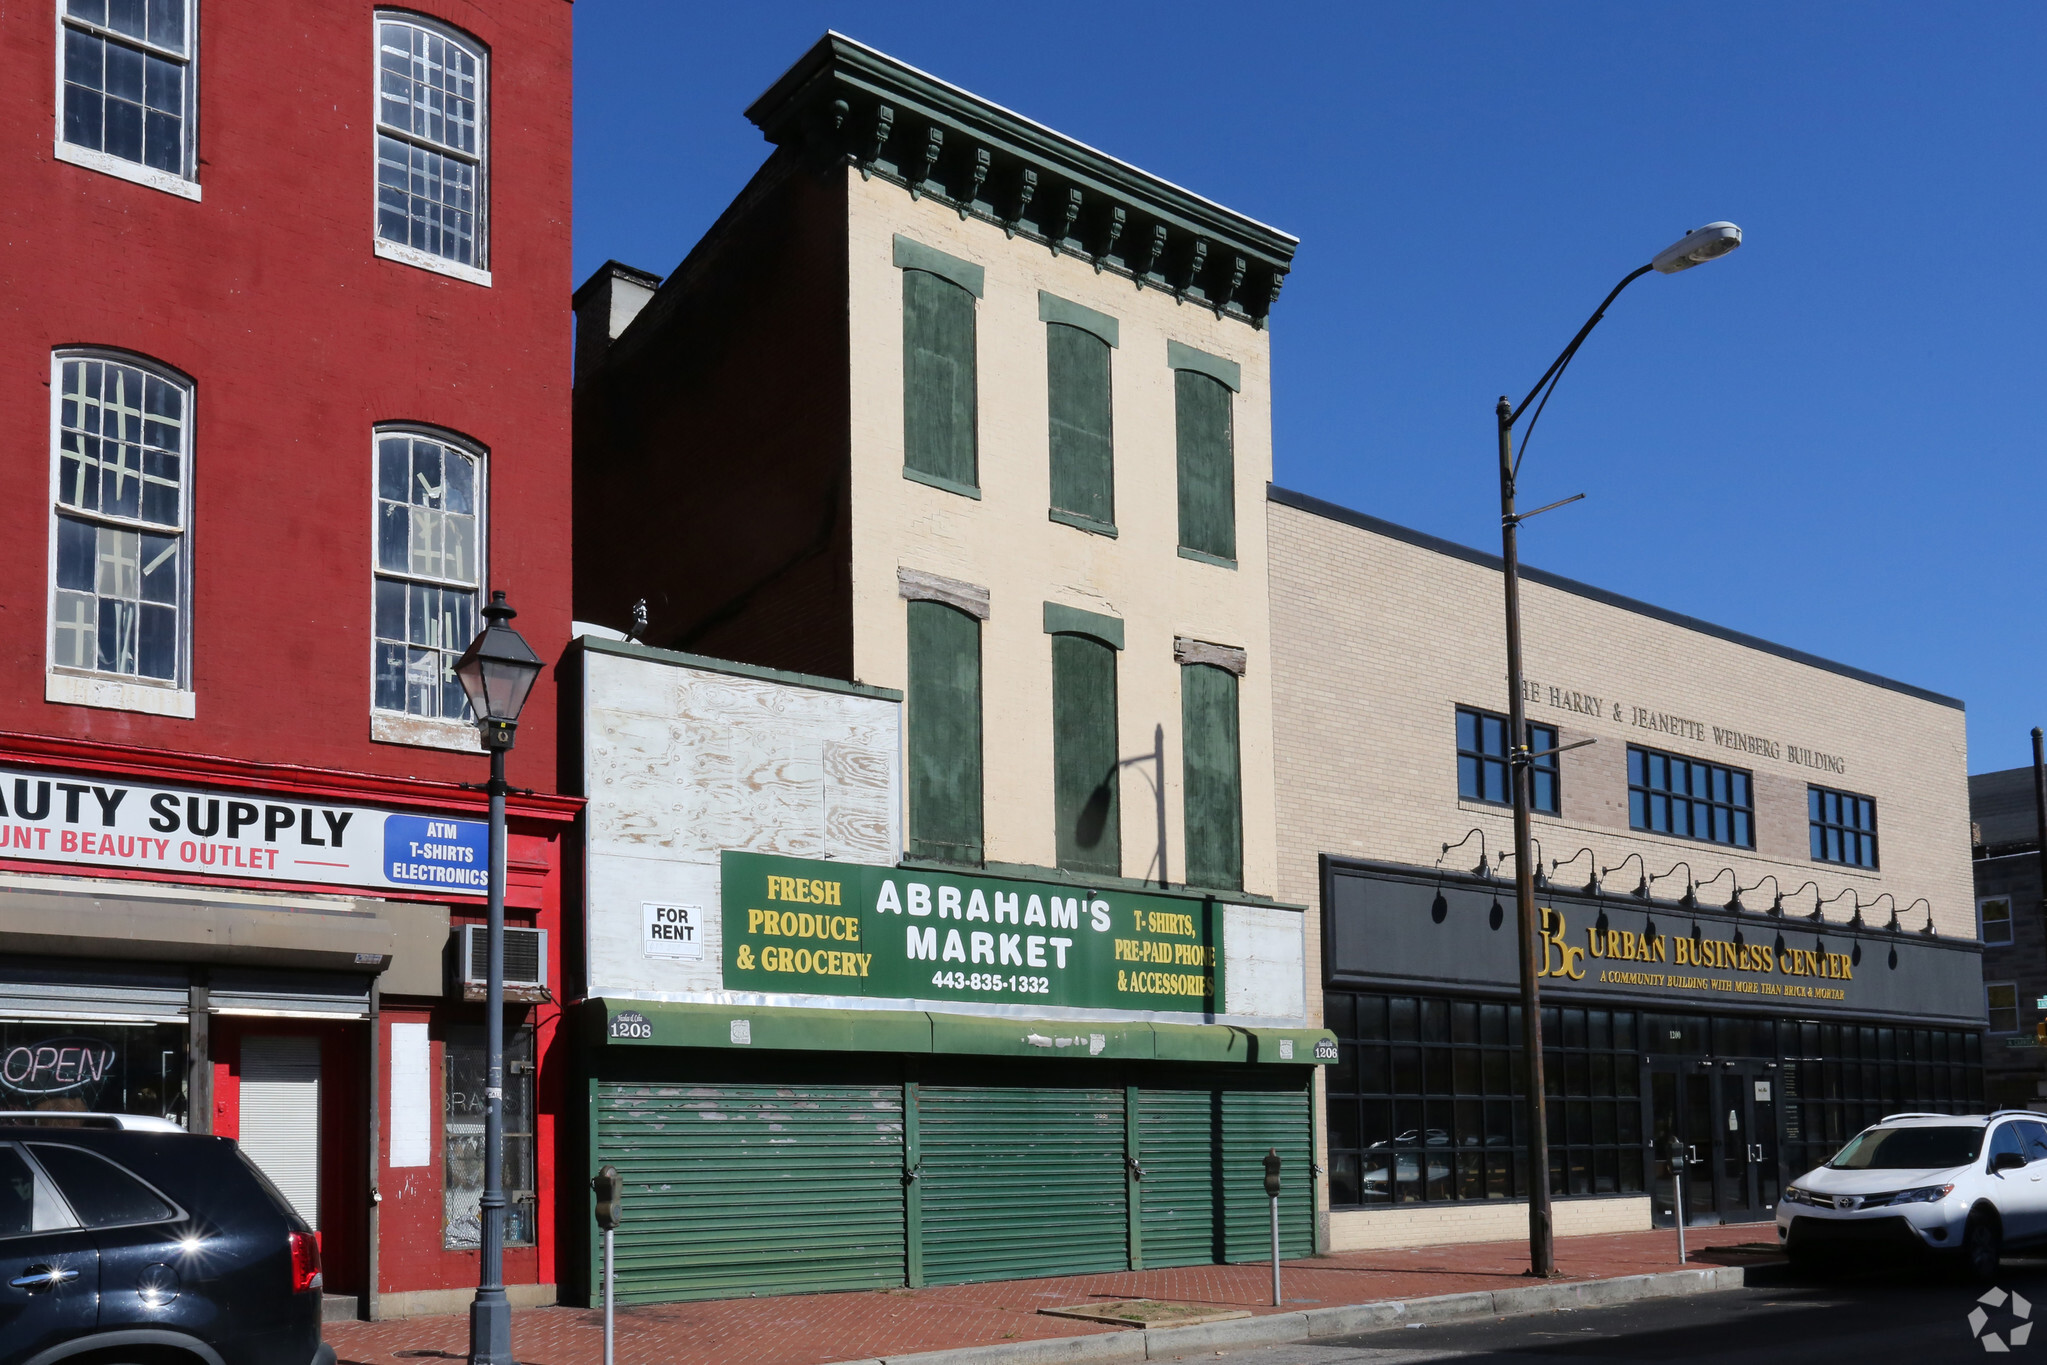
[326,1224,1763,1365]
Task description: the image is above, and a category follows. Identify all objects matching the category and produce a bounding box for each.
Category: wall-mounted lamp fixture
[1440,829,1488,878]
[1602,852,1649,899]
[1552,848,1597,895]
[1696,867,1736,911]
[1736,874,1782,917]
[1905,898,1935,938]
[1650,861,1695,909]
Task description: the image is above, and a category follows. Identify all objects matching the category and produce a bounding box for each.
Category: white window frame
[1980,894,2015,947]
[45,349,196,718]
[370,11,490,286]
[368,424,486,752]
[1987,980,2021,1036]
[52,0,202,201]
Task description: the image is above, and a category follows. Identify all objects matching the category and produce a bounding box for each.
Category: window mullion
[375,122,480,168]
[60,15,189,64]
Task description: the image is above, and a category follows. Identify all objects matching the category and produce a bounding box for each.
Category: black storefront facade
[1322,859,1988,1228]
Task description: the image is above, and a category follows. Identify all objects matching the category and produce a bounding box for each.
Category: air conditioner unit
[457,925,549,1003]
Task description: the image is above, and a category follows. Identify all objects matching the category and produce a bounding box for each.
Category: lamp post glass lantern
[454,590,543,1365]
[1495,224,1740,1278]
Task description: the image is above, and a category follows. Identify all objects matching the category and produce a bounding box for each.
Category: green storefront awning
[589,998,1333,1065]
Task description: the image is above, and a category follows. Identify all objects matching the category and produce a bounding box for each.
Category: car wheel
[1963,1209,2001,1283]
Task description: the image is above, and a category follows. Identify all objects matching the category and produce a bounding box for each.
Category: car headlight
[1889,1184,1954,1205]
[1783,1186,1814,1205]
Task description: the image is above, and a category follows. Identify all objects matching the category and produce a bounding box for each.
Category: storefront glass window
[443,1024,536,1249]
[0,1021,186,1125]
[1325,989,1988,1211]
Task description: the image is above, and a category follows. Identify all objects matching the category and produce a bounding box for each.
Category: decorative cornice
[747,33,1298,330]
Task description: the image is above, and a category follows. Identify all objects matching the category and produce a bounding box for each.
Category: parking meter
[1264,1148,1283,1304]
[1658,1135,1688,1263]
[592,1166,623,1365]
[592,1165,624,1230]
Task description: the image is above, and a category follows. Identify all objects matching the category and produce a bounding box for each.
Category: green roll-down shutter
[1181,663,1243,892]
[1048,323,1114,527]
[595,1079,907,1302]
[1138,1070,1314,1267]
[1052,632,1120,877]
[1175,369,1235,560]
[908,599,984,863]
[1220,1074,1316,1261]
[1137,1080,1223,1267]
[917,1083,1130,1283]
[904,269,978,490]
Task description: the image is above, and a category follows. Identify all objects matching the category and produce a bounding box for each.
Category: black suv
[0,1116,332,1365]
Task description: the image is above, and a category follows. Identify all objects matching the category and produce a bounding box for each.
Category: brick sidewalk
[325,1224,1767,1365]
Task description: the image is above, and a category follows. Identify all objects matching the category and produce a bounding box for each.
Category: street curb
[864,1264,1748,1365]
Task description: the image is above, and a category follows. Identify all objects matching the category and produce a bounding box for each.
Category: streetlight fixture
[1495,222,1742,1277]
[453,590,544,1365]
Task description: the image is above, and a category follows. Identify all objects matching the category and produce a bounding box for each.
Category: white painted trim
[367,424,489,742]
[52,143,202,200]
[46,669,196,718]
[373,238,492,287]
[371,709,482,752]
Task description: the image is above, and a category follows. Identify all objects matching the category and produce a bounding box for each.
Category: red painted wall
[0,0,575,787]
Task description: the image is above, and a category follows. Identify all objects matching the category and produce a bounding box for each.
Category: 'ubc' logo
[1538,907,1585,980]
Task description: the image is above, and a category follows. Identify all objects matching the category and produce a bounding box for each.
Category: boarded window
[1047,323,1113,526]
[1175,370,1234,561]
[903,269,978,490]
[1181,663,1241,891]
[908,600,984,863]
[1052,633,1119,876]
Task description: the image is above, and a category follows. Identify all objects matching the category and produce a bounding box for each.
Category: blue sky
[575,4,2046,772]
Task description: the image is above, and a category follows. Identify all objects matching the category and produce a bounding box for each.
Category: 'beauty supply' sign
[0,766,486,897]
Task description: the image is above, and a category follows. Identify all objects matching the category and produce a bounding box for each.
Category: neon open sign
[0,1040,117,1094]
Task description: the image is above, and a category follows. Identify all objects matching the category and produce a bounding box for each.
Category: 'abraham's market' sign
[722,850,1223,1016]
[0,765,487,897]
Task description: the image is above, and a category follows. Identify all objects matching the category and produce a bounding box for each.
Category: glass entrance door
[1714,1062,1779,1221]
[1649,1060,1717,1226]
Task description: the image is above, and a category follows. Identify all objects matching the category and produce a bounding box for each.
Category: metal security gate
[1138,1069,1313,1267]
[239,1035,322,1230]
[595,1077,907,1302]
[917,1082,1129,1284]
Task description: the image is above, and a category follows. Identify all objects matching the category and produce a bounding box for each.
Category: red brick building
[0,0,576,1320]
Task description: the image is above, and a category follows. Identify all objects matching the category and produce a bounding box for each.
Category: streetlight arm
[1506,264,1655,483]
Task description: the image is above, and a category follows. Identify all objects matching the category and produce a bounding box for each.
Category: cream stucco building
[1270,487,1985,1253]
[564,35,1329,1304]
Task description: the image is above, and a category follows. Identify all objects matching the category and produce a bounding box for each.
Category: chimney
[573,260,663,382]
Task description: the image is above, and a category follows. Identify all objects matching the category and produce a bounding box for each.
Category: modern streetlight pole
[454,591,545,1365]
[1496,223,1743,1277]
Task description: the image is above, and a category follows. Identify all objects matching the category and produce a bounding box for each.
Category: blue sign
[383,814,489,892]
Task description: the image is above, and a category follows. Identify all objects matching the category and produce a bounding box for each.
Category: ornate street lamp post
[1496,223,1742,1276]
[454,590,544,1365]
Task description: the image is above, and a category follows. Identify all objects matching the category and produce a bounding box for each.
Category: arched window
[372,428,484,722]
[50,351,191,690]
[374,13,487,271]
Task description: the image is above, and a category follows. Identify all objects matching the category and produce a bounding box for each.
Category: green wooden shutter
[1047,323,1114,526]
[595,1078,907,1302]
[1220,1077,1316,1261]
[1175,370,1235,561]
[903,269,978,490]
[908,600,984,863]
[918,1083,1129,1283]
[1181,663,1242,891]
[1052,632,1120,876]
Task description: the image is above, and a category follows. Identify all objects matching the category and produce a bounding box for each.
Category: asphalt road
[1204,1258,2047,1364]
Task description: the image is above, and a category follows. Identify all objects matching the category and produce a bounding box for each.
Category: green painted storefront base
[589,997,1335,1065]
[576,1001,1332,1307]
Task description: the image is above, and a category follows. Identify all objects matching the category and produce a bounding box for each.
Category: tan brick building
[1269,486,1984,1251]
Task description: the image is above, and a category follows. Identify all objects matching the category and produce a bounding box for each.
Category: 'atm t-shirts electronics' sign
[0,766,487,897]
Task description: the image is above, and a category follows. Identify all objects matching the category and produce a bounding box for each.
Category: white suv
[1779,1111,2047,1279]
